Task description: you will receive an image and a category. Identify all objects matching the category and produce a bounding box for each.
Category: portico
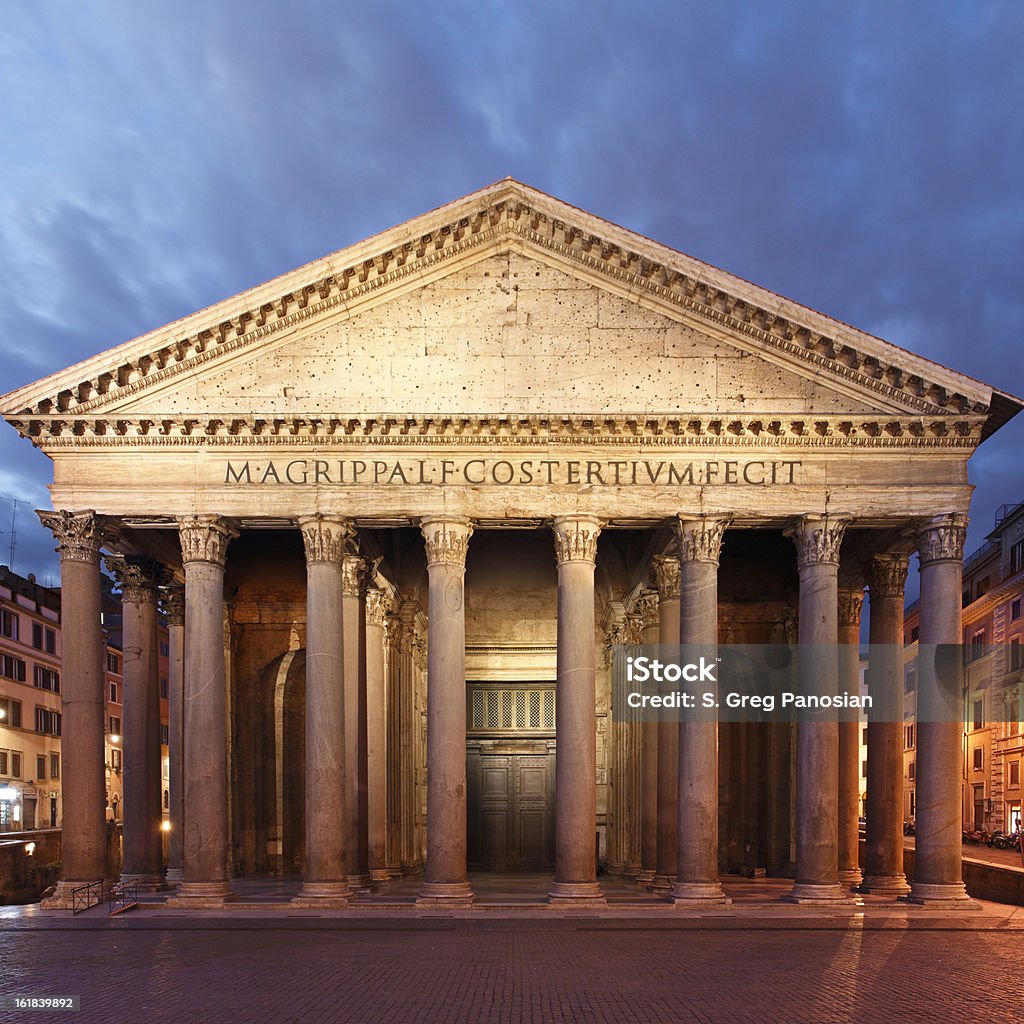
[2,180,1019,909]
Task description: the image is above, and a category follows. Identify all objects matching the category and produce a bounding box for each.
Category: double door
[467,742,555,871]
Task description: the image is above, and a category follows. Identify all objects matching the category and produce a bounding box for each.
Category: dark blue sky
[1,1,1021,582]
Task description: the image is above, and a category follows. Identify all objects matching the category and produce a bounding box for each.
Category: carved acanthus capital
[104,555,165,604]
[916,513,968,565]
[421,517,473,568]
[652,555,680,600]
[342,555,367,597]
[635,591,659,631]
[366,588,391,628]
[869,553,910,598]
[178,515,237,567]
[787,514,851,569]
[297,513,352,565]
[837,587,865,627]
[552,515,602,565]
[38,509,106,564]
[161,582,186,626]
[676,515,730,566]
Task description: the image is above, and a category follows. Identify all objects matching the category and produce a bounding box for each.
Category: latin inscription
[224,458,801,487]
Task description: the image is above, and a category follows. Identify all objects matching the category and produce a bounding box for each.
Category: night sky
[1,1,1021,584]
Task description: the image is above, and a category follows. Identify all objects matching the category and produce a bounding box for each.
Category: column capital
[635,591,659,630]
[366,587,392,627]
[652,555,680,600]
[161,582,186,626]
[421,517,473,568]
[37,509,106,564]
[916,513,967,565]
[297,513,352,564]
[676,515,730,566]
[178,515,237,567]
[342,554,367,597]
[104,555,166,604]
[869,552,910,598]
[787,513,852,568]
[837,587,865,627]
[551,515,602,565]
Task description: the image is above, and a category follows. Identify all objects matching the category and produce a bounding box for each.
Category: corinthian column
[636,592,659,885]
[417,517,474,906]
[343,551,372,892]
[861,554,911,895]
[837,587,864,886]
[162,583,186,884]
[909,514,975,907]
[38,511,108,909]
[293,514,352,906]
[785,514,856,904]
[366,588,390,883]
[673,515,730,906]
[168,514,237,906]
[650,555,680,894]
[549,515,606,905]
[106,555,165,890]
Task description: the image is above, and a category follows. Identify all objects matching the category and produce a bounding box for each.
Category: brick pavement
[2,907,1020,1024]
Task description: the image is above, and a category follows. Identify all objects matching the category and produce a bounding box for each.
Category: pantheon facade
[2,181,1019,908]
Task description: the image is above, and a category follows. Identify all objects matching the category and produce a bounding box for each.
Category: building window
[905,724,915,749]
[861,726,868,746]
[10,752,21,778]
[50,753,59,780]
[908,761,915,781]
[0,751,6,775]
[976,576,990,600]
[109,682,118,704]
[910,625,920,642]
[973,747,984,771]
[970,629,987,661]
[963,590,972,609]
[36,754,46,781]
[110,748,122,772]
[160,677,168,699]
[1012,598,1022,622]
[160,724,169,745]
[1010,637,1022,672]
[33,666,60,693]
[904,667,917,694]
[973,697,985,731]
[1011,540,1024,576]
[160,640,170,658]
[861,759,868,779]
[163,788,169,811]
[909,792,916,818]
[109,715,121,736]
[0,655,26,682]
[1010,760,1021,788]
[0,698,21,728]
[107,652,120,674]
[34,707,61,736]
[30,622,52,651]
[0,608,18,641]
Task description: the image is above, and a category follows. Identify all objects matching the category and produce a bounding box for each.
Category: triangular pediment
[2,179,1018,446]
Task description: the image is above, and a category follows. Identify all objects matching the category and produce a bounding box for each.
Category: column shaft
[862,555,911,895]
[637,594,659,884]
[549,516,605,904]
[38,511,107,909]
[169,515,236,905]
[366,589,390,882]
[417,518,474,906]
[164,585,186,884]
[673,516,729,905]
[909,514,974,906]
[837,589,864,886]
[652,556,679,893]
[786,514,855,904]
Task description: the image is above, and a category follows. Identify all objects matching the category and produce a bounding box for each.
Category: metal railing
[108,880,138,916]
[71,880,104,914]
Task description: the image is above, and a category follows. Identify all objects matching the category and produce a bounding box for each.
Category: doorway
[466,683,556,871]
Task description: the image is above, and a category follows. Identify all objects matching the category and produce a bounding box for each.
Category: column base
[40,879,111,911]
[547,881,606,907]
[119,872,166,893]
[370,868,392,884]
[902,882,980,909]
[347,873,373,895]
[165,867,185,885]
[291,881,353,908]
[783,882,860,905]
[670,881,731,907]
[650,873,674,894]
[416,881,475,907]
[635,869,656,885]
[859,873,911,897]
[166,881,237,907]
[837,868,863,886]
[623,862,642,880]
